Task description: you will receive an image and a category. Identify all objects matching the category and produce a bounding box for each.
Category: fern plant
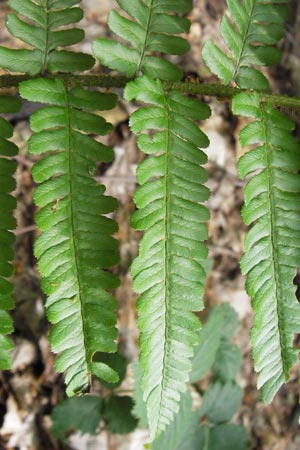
[124,75,210,437]
[233,92,300,403]
[0,0,94,74]
[19,78,120,395]
[0,0,299,446]
[93,0,192,80]
[202,0,289,90]
[203,0,300,404]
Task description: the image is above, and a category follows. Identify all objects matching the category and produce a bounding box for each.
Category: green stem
[1,74,300,109]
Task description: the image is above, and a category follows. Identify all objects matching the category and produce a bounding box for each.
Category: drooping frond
[124,76,211,439]
[0,95,21,368]
[0,0,94,75]
[19,78,120,395]
[233,91,300,403]
[202,0,289,90]
[93,0,192,80]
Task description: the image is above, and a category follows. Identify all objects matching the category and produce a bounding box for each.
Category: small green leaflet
[104,396,138,434]
[190,303,241,382]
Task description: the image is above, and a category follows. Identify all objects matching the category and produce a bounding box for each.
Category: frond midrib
[230,0,256,83]
[136,0,154,75]
[260,100,286,378]
[155,89,172,434]
[65,87,90,384]
[41,0,50,73]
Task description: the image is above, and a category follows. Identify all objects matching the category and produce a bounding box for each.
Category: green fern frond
[232,91,300,403]
[19,78,120,395]
[0,0,94,75]
[0,95,22,369]
[124,75,211,439]
[93,0,192,81]
[202,0,289,91]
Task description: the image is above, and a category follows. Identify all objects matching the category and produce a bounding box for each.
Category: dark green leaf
[8,0,46,26]
[0,47,43,75]
[213,341,242,382]
[220,303,239,339]
[51,395,103,442]
[49,28,85,50]
[6,14,45,50]
[93,39,139,77]
[202,40,235,85]
[197,424,250,450]
[48,7,83,29]
[132,362,148,428]
[190,307,224,383]
[47,51,95,72]
[104,396,138,434]
[199,382,243,423]
[152,391,199,450]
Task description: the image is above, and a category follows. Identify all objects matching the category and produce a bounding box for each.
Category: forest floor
[0,0,300,449]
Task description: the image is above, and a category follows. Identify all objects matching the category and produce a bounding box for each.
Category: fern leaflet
[93,0,192,80]
[202,0,289,91]
[0,0,94,75]
[0,95,21,368]
[233,91,300,403]
[124,75,211,438]
[19,78,120,395]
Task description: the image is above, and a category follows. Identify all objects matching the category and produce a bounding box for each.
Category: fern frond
[124,76,211,439]
[93,0,192,81]
[0,95,22,368]
[202,0,289,91]
[0,0,94,75]
[232,91,300,403]
[19,78,120,395]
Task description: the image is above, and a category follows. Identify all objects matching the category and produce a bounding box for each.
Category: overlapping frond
[233,91,300,403]
[124,75,211,439]
[93,0,192,80]
[19,78,120,395]
[0,95,21,368]
[202,0,289,90]
[0,0,94,75]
